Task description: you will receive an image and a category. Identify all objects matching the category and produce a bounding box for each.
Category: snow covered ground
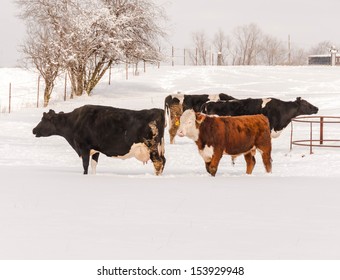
[1,65,340,259]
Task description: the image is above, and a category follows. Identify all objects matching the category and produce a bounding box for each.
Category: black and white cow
[201,97,319,137]
[33,105,166,175]
[164,93,235,143]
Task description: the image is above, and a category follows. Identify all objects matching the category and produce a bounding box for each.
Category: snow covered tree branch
[17,0,167,104]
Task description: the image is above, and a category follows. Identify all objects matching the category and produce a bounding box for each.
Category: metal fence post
[290,122,294,151]
[310,122,313,154]
[320,117,324,145]
[9,83,11,113]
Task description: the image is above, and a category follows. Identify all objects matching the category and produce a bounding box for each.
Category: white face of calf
[177,109,200,141]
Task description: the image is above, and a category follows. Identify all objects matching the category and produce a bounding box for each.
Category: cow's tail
[164,95,172,128]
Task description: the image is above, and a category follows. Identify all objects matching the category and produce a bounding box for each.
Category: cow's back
[198,114,270,155]
[71,105,165,154]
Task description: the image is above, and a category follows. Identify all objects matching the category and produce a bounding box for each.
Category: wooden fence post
[126,60,128,80]
[158,47,161,68]
[37,76,40,108]
[196,48,198,66]
[184,49,186,66]
[108,65,112,85]
[172,46,174,66]
[9,83,11,114]
[64,73,67,101]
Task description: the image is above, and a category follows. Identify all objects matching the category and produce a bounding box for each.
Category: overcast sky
[157,0,340,48]
[1,0,340,67]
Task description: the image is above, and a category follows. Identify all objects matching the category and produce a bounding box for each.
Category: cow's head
[296,97,318,115]
[32,109,59,137]
[177,110,206,141]
[200,103,209,114]
[170,104,183,126]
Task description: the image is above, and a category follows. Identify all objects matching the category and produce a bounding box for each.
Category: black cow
[33,105,166,175]
[164,93,235,143]
[182,93,236,111]
[201,97,319,137]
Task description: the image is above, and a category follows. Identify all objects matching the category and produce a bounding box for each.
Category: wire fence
[0,63,153,114]
[161,47,220,66]
[0,47,227,114]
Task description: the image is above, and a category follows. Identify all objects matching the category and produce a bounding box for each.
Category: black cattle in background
[201,97,318,137]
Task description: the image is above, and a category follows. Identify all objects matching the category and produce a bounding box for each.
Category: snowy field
[1,65,340,259]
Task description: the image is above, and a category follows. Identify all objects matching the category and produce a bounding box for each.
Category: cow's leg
[91,152,100,174]
[260,149,272,173]
[244,152,256,174]
[81,150,90,175]
[169,134,175,144]
[207,150,223,176]
[231,155,237,166]
[256,143,272,173]
[205,161,211,173]
[169,124,178,144]
[150,151,166,176]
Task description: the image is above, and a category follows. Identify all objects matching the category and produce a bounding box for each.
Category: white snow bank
[1,66,340,259]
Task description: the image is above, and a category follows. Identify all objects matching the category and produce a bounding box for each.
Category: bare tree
[213,29,230,65]
[191,31,209,65]
[231,23,263,65]
[21,26,61,106]
[260,35,286,65]
[290,45,308,65]
[308,40,335,55]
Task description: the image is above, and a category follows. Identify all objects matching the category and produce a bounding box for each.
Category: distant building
[308,47,340,66]
[309,55,336,65]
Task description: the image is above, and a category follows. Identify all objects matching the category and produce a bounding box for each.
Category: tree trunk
[84,59,113,95]
[68,66,85,97]
[43,81,54,107]
[75,71,84,96]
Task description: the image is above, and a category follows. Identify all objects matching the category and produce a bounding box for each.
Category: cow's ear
[43,109,55,120]
[296,97,302,103]
[195,113,206,124]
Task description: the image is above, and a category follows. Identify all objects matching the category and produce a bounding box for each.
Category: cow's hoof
[153,159,165,176]
[208,166,217,177]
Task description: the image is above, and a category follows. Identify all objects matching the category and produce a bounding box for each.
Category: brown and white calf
[177,110,272,176]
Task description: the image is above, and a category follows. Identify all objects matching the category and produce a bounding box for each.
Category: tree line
[16,0,336,106]
[16,0,166,106]
[190,23,337,66]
